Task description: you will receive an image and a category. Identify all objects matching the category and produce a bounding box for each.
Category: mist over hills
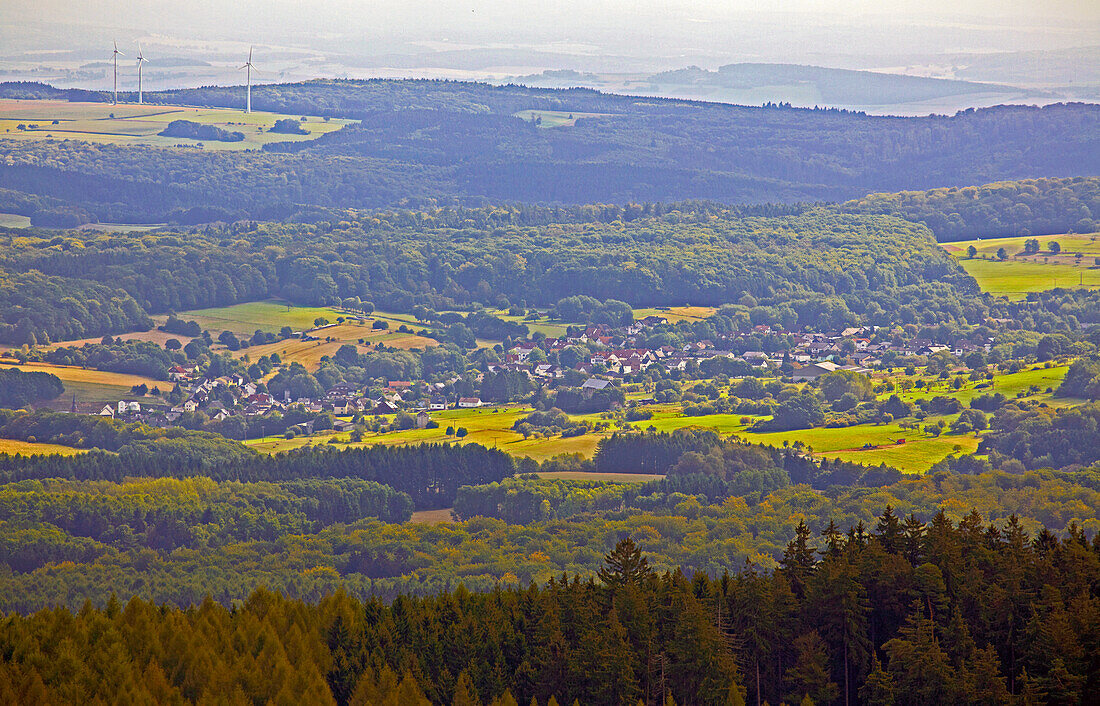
[505,62,1049,115]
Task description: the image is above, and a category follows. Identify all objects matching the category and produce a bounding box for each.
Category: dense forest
[0,80,1097,221]
[0,206,977,343]
[0,403,1097,614]
[843,177,1100,241]
[0,409,511,508]
[0,515,1097,705]
[4,176,1099,345]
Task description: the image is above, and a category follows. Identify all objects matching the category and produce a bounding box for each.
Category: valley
[0,67,1097,705]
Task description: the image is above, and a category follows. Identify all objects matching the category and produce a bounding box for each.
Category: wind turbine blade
[248,46,253,63]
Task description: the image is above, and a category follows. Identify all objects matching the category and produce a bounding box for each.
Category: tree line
[0,511,1097,704]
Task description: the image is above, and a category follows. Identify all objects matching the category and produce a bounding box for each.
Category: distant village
[92,313,993,432]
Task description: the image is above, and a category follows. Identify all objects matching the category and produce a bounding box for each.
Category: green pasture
[169,300,353,336]
[943,232,1100,259]
[822,434,981,472]
[956,258,1100,299]
[943,232,1100,298]
[876,364,1069,406]
[513,109,617,128]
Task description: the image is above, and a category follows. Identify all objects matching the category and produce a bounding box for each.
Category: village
[90,310,994,437]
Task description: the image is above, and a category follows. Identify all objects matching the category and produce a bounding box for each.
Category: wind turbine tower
[136,45,148,104]
[111,41,124,104]
[240,47,257,113]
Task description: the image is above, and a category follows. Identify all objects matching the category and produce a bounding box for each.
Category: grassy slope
[0,362,164,411]
[170,301,437,371]
[943,232,1100,298]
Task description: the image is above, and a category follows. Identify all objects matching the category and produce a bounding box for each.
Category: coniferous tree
[598,538,652,591]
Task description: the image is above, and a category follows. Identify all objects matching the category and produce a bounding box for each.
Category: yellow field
[164,301,437,370]
[0,361,160,388]
[0,438,85,457]
[237,323,437,371]
[244,405,616,460]
[633,306,717,322]
[0,212,31,228]
[0,99,354,151]
[409,509,456,524]
[32,329,191,352]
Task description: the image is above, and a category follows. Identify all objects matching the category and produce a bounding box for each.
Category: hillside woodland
[0,80,1097,221]
[0,205,975,344]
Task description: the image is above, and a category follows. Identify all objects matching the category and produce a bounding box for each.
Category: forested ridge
[843,176,1100,242]
[0,206,978,343]
[0,515,1097,705]
[0,79,1097,221]
[7,184,1100,343]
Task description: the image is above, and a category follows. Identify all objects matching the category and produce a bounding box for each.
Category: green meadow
[512,109,617,128]
[943,232,1100,298]
[168,300,357,336]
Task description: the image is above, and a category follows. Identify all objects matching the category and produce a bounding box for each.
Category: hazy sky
[6,0,1098,45]
[3,0,1098,84]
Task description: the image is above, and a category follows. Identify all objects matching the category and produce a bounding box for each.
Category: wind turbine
[111,41,124,104]
[240,47,257,113]
[136,45,148,104]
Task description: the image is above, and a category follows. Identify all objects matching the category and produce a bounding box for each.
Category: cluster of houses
[491,318,994,382]
[94,364,476,430]
[84,314,992,431]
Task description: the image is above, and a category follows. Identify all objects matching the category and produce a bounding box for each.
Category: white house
[458,397,482,408]
[117,400,141,415]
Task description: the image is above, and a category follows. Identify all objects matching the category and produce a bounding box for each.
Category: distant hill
[648,63,1028,106]
[0,79,1096,222]
[504,62,1042,115]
